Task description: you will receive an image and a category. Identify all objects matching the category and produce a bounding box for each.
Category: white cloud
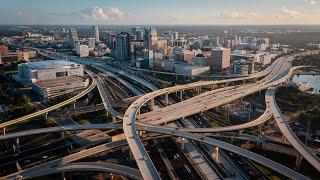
[16,11,23,16]
[80,6,129,22]
[281,6,304,18]
[305,0,317,5]
[220,11,257,19]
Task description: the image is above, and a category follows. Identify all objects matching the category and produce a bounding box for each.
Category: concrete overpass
[8,162,142,180]
[122,52,309,179]
[268,87,320,171]
[1,123,308,180]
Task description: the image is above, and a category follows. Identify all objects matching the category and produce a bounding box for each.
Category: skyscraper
[116,32,131,61]
[92,26,100,42]
[173,31,179,40]
[87,38,96,48]
[68,28,78,42]
[144,27,158,48]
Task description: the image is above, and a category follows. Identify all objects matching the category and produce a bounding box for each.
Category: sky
[0,0,320,25]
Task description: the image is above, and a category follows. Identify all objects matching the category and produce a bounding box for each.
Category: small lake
[292,75,320,94]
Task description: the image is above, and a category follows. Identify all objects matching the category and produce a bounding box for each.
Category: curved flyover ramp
[10,162,142,180]
[268,87,320,171]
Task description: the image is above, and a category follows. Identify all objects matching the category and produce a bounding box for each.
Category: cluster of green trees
[276,86,320,112]
[276,86,320,130]
[293,54,320,69]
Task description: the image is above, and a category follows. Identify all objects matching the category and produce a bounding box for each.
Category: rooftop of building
[20,60,81,69]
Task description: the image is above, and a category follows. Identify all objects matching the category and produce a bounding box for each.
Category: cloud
[16,11,23,16]
[281,6,304,18]
[220,11,257,19]
[305,0,317,5]
[79,6,130,22]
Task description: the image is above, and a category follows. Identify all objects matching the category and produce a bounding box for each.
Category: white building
[87,38,96,49]
[18,60,84,84]
[76,45,90,57]
[175,63,210,76]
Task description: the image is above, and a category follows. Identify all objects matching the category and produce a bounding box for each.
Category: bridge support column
[281,134,286,142]
[164,93,169,106]
[129,150,134,161]
[150,98,155,111]
[180,90,183,100]
[281,134,286,143]
[259,125,263,134]
[3,127,5,135]
[215,147,220,163]
[73,101,76,109]
[112,117,117,123]
[180,138,186,150]
[295,155,302,170]
[15,137,20,155]
[61,171,66,180]
[42,112,48,120]
[60,131,65,139]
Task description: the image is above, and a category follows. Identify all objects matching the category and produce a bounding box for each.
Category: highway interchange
[0,49,319,179]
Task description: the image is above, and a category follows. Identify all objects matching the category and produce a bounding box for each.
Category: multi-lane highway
[12,162,142,180]
[122,52,311,179]
[1,123,309,179]
[3,49,317,179]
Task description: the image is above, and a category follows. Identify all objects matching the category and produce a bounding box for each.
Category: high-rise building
[211,48,231,71]
[87,38,96,49]
[92,26,100,42]
[173,31,179,40]
[68,28,78,42]
[144,27,158,48]
[116,32,131,61]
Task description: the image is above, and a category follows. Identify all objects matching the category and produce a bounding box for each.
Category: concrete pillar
[16,137,20,150]
[164,93,169,106]
[215,147,220,163]
[129,150,134,161]
[3,127,5,135]
[181,138,186,150]
[180,90,183,100]
[295,155,302,170]
[44,113,48,120]
[61,171,66,180]
[112,117,117,123]
[73,101,76,109]
[281,134,286,143]
[60,131,65,139]
[137,109,140,115]
[150,98,155,111]
[195,87,200,95]
[259,125,263,134]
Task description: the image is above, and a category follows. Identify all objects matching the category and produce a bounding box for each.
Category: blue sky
[1,0,319,25]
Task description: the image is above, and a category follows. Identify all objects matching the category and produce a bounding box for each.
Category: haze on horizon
[1,0,320,25]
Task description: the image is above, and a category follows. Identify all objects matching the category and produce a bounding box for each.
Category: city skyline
[1,0,320,25]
